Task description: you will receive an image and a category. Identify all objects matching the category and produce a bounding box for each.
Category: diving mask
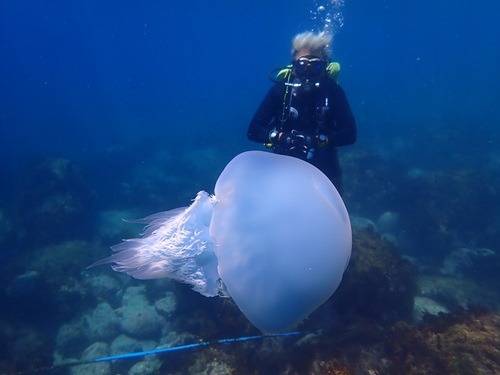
[292,55,328,81]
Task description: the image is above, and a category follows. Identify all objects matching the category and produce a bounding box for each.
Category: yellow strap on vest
[326,62,341,80]
[276,65,293,81]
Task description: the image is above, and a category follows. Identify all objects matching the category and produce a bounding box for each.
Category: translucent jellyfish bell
[93,151,352,332]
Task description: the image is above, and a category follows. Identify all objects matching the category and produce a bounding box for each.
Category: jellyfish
[93,151,352,333]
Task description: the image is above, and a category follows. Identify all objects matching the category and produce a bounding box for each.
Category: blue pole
[22,331,302,374]
[91,331,301,363]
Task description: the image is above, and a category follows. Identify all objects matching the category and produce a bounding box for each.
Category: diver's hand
[268,129,287,144]
[287,130,311,148]
[316,134,329,148]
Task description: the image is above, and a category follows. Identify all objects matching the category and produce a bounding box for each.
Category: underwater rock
[56,278,90,317]
[110,334,142,354]
[413,296,449,322]
[56,319,89,356]
[118,286,165,339]
[109,334,144,374]
[441,247,497,278]
[187,349,235,375]
[350,216,377,232]
[122,285,148,306]
[18,158,94,245]
[334,228,417,322]
[128,357,162,375]
[7,242,97,321]
[83,302,119,341]
[97,209,141,242]
[418,275,500,310]
[381,233,399,247]
[385,310,500,374]
[139,340,158,350]
[119,305,164,339]
[30,240,88,274]
[84,274,122,303]
[340,150,405,216]
[159,331,196,348]
[30,240,104,284]
[396,169,500,260]
[309,359,352,375]
[376,211,400,234]
[154,292,177,318]
[282,310,500,374]
[70,342,111,375]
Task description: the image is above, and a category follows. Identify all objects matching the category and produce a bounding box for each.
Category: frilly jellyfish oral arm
[90,191,222,297]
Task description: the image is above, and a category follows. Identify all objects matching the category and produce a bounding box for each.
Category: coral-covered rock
[70,342,111,375]
[83,302,119,341]
[350,216,377,232]
[84,274,122,303]
[128,357,162,375]
[139,340,158,350]
[154,292,177,318]
[122,286,148,306]
[159,331,196,348]
[376,211,400,234]
[5,241,104,321]
[341,150,405,217]
[309,359,352,375]
[441,247,499,286]
[29,240,103,283]
[108,334,144,374]
[385,311,500,374]
[396,169,500,260]
[418,275,500,310]
[187,349,235,375]
[118,286,166,339]
[413,296,449,322]
[334,229,417,322]
[110,334,142,355]
[56,319,89,356]
[119,304,164,339]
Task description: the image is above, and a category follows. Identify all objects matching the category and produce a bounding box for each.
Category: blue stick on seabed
[92,331,301,362]
[25,331,302,374]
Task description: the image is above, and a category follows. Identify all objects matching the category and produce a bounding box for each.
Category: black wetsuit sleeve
[328,84,357,147]
[247,84,283,143]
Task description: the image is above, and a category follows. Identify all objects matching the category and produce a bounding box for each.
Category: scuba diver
[247,31,356,194]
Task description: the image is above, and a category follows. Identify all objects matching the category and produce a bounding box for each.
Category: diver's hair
[292,31,332,59]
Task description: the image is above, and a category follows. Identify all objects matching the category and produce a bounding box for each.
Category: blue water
[2,1,498,162]
[1,1,499,373]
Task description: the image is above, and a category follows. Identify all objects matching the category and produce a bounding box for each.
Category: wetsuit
[247,76,357,194]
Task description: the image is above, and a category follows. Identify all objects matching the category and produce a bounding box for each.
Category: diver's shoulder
[270,80,287,94]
